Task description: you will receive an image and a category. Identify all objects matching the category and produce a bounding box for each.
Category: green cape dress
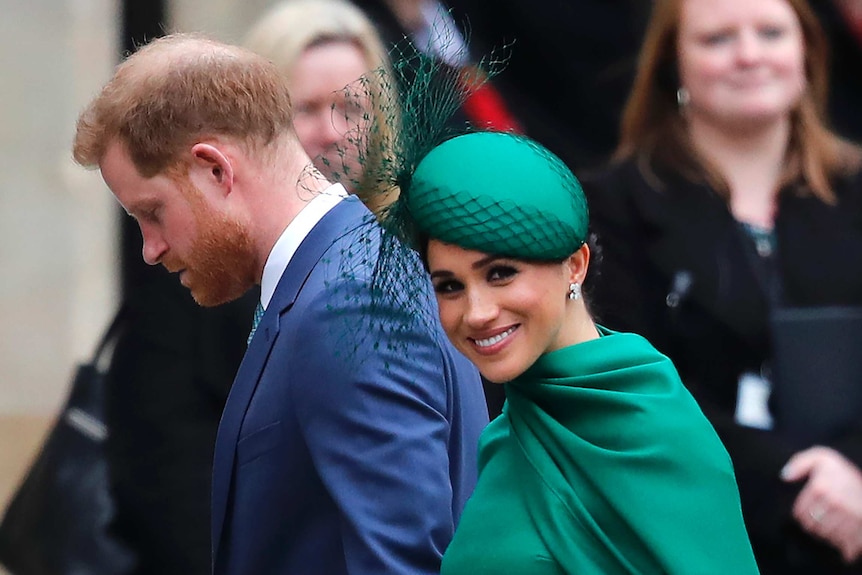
[441,328,759,574]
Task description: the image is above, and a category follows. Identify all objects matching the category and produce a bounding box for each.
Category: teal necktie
[248,302,265,345]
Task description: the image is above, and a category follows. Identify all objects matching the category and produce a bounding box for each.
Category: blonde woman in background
[245,0,399,215]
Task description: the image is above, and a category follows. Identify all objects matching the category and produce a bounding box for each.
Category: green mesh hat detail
[406,132,588,261]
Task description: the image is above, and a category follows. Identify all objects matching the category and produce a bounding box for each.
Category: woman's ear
[188,143,234,197]
[567,243,591,285]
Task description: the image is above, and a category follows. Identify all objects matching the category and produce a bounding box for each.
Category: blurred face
[100,141,256,307]
[677,0,806,129]
[427,240,577,383]
[289,40,372,190]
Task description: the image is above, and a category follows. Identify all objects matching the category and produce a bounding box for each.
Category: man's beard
[164,188,257,307]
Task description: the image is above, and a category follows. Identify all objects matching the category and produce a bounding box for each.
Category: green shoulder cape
[501,328,759,573]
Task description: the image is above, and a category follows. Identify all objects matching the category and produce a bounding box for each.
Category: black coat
[447,0,649,171]
[812,2,862,145]
[105,267,257,575]
[583,159,862,574]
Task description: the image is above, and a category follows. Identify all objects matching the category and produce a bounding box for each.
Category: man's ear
[567,243,591,285]
[188,143,234,197]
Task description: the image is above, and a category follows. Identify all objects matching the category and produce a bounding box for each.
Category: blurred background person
[104,274,256,575]
[584,0,862,573]
[352,0,468,68]
[245,0,400,215]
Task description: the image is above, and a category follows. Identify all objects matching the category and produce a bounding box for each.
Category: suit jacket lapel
[211,197,373,561]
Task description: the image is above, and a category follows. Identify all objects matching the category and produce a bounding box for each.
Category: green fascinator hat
[405,131,589,261]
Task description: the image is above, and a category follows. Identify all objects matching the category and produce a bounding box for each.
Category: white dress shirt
[259,184,348,310]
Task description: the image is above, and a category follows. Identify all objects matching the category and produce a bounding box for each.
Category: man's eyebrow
[125,198,160,217]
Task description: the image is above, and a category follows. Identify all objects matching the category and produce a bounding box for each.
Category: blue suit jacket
[211,198,488,575]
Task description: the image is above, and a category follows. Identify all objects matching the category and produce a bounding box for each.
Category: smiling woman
[428,245,592,384]
[677,0,807,131]
[388,130,761,574]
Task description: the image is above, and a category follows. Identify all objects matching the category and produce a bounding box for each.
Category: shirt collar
[259,183,347,309]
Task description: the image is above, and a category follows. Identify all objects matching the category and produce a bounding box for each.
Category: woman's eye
[487,265,518,282]
[433,280,463,295]
[701,32,732,46]
[338,100,365,120]
[759,26,784,40]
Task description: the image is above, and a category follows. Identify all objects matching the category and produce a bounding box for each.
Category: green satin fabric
[441,328,760,574]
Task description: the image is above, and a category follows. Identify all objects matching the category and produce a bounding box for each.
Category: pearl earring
[568,282,581,301]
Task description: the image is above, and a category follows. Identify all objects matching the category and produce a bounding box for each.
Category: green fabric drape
[442,328,760,574]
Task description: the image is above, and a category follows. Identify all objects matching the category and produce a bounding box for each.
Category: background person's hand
[782,446,862,563]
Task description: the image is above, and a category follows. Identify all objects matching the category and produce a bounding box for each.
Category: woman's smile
[470,325,519,353]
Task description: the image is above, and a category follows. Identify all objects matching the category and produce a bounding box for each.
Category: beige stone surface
[171,0,281,43]
[0,414,53,519]
[0,1,119,410]
[0,0,120,523]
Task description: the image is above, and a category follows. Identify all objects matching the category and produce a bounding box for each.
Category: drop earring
[568,282,581,301]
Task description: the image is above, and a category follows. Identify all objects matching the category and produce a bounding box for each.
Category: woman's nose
[464,290,499,327]
[735,31,763,65]
[320,108,347,147]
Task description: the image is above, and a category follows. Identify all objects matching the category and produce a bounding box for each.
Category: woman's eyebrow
[429,270,454,280]
[473,255,505,270]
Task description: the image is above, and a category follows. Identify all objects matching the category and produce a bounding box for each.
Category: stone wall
[0,0,120,534]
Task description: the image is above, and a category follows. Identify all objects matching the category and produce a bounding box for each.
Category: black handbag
[0,307,136,575]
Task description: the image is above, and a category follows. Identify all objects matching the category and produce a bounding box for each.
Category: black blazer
[105,268,257,575]
[582,159,862,574]
[446,0,649,171]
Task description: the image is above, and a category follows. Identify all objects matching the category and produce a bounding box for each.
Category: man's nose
[141,228,168,265]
